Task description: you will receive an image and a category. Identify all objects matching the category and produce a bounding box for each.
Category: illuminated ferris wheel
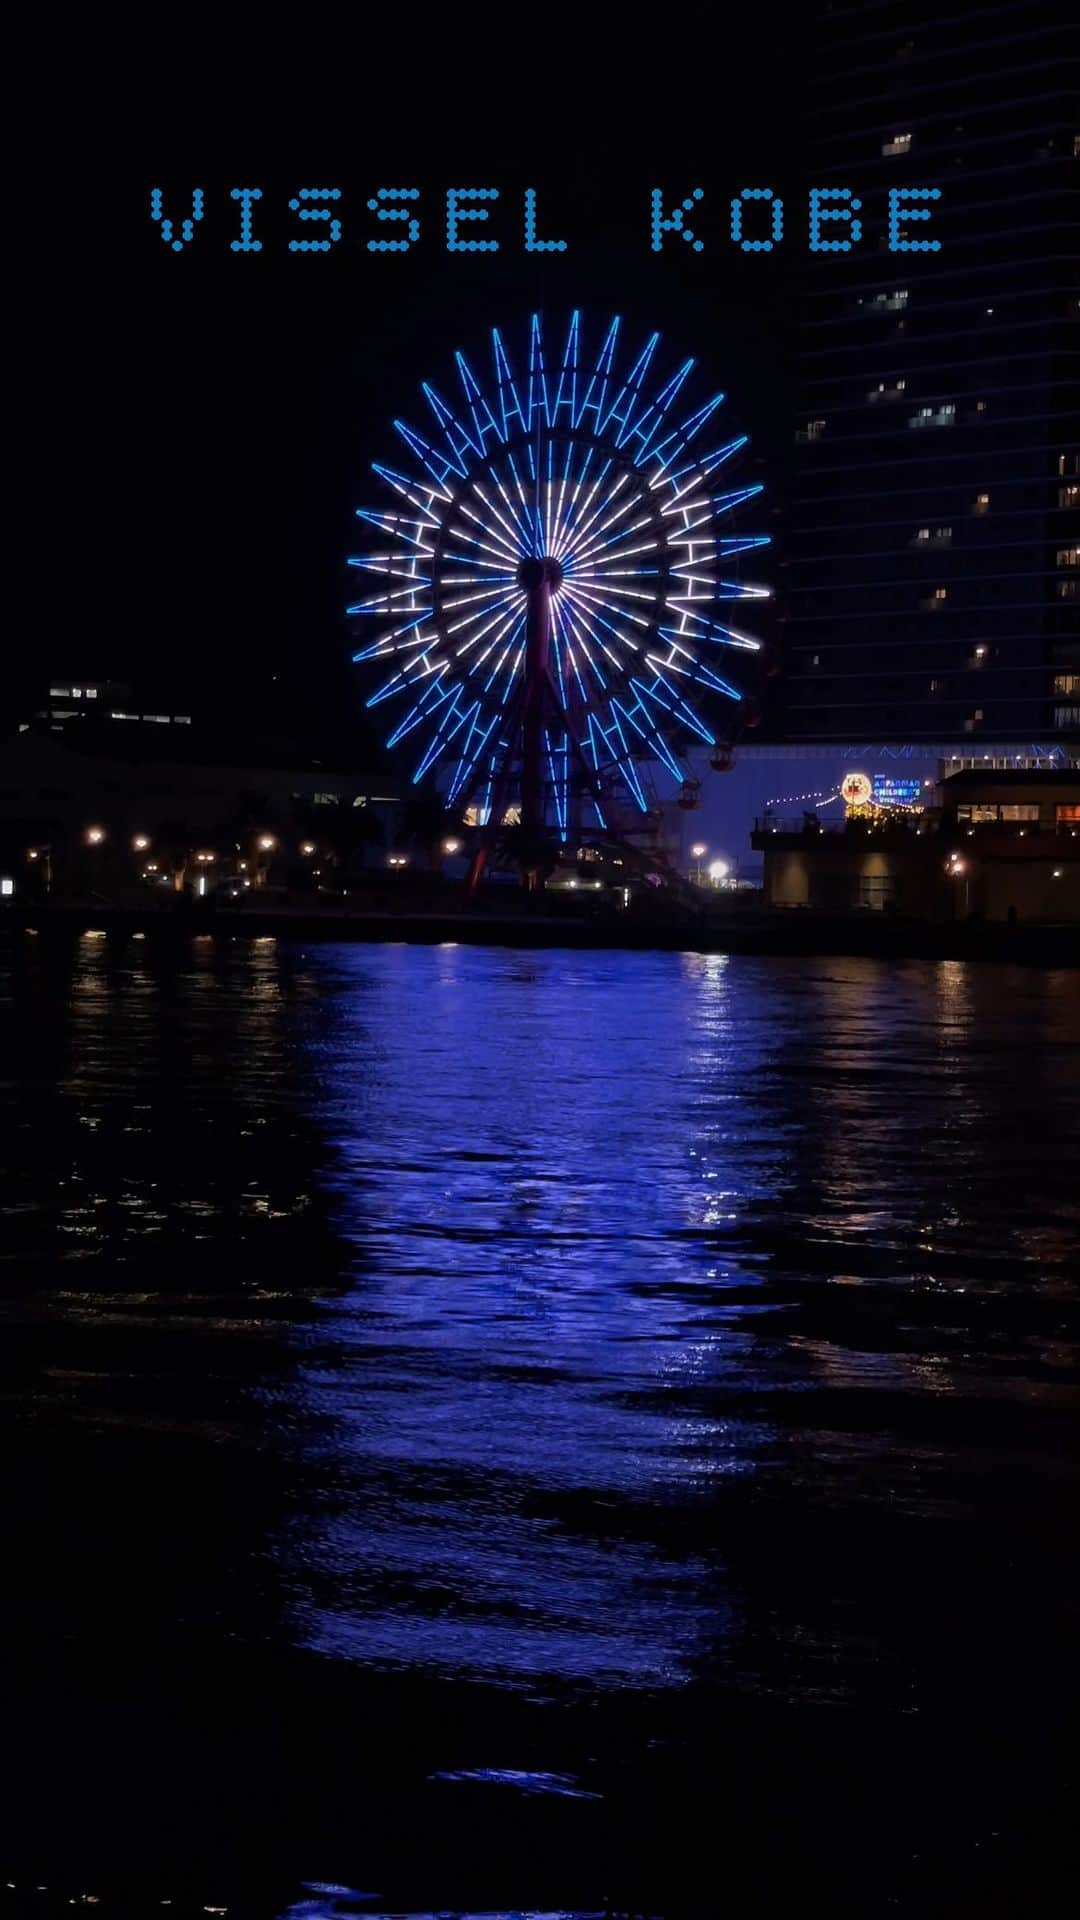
[349,312,770,884]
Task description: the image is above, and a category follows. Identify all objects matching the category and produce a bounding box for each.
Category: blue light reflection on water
[267,944,1080,1693]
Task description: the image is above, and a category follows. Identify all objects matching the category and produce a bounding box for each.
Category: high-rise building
[774,0,1078,752]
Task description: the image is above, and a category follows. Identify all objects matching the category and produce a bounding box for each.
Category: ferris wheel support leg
[520,562,554,887]
[464,845,489,897]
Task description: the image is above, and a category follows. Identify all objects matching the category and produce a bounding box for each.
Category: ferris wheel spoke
[491,328,526,442]
[550,311,581,427]
[599,330,659,442]
[609,693,685,782]
[365,648,449,709]
[574,316,620,432]
[644,393,728,483]
[664,613,762,652]
[618,357,694,465]
[422,382,481,471]
[631,669,716,745]
[527,313,550,433]
[455,351,503,452]
[354,509,438,549]
[384,673,460,748]
[394,417,469,488]
[646,641,741,702]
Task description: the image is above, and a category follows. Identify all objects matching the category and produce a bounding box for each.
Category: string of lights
[763,787,841,809]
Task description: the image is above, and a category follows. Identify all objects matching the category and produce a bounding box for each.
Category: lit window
[1058,454,1079,477]
[1059,581,1078,600]
[975,401,988,413]
[86,687,98,698]
[909,404,955,430]
[1,878,14,897]
[974,493,990,513]
[999,805,1040,822]
[1058,548,1080,567]
[797,419,826,444]
[1060,485,1080,508]
[313,792,341,805]
[933,587,947,601]
[882,132,912,157]
[1055,705,1080,727]
[49,685,70,698]
[1054,674,1080,697]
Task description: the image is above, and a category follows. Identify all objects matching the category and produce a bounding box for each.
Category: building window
[930,677,945,692]
[1060,485,1079,508]
[882,132,913,156]
[975,401,988,413]
[1059,454,1079,477]
[1057,548,1079,568]
[860,289,908,312]
[312,792,341,806]
[1059,582,1078,600]
[1054,674,1080,697]
[797,419,826,444]
[909,404,955,429]
[1054,706,1080,728]
[1057,804,1080,824]
[974,492,990,514]
[957,805,998,823]
[859,874,896,910]
[999,805,1040,822]
[868,379,906,402]
[913,526,952,546]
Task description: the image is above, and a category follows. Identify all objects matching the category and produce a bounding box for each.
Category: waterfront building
[752,766,1080,920]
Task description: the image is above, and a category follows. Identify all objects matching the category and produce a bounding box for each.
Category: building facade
[775,0,1078,750]
[753,767,1080,921]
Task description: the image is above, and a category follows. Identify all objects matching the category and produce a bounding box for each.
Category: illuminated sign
[872,776,923,809]
[840,771,873,809]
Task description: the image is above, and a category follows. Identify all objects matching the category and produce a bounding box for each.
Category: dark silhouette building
[775,0,1078,750]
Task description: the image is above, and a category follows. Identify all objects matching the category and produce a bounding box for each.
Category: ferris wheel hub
[518,555,563,592]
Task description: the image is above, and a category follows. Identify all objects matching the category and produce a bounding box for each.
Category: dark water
[2,934,1079,1915]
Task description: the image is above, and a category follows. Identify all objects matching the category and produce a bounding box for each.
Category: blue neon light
[350,315,770,823]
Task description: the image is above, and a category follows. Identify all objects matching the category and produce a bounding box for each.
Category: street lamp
[690,841,707,883]
[443,837,462,856]
[85,826,106,846]
[132,834,151,852]
[300,841,316,856]
[946,854,970,917]
[707,858,731,887]
[256,834,277,853]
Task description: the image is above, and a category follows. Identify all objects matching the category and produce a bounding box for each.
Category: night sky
[21,8,811,751]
